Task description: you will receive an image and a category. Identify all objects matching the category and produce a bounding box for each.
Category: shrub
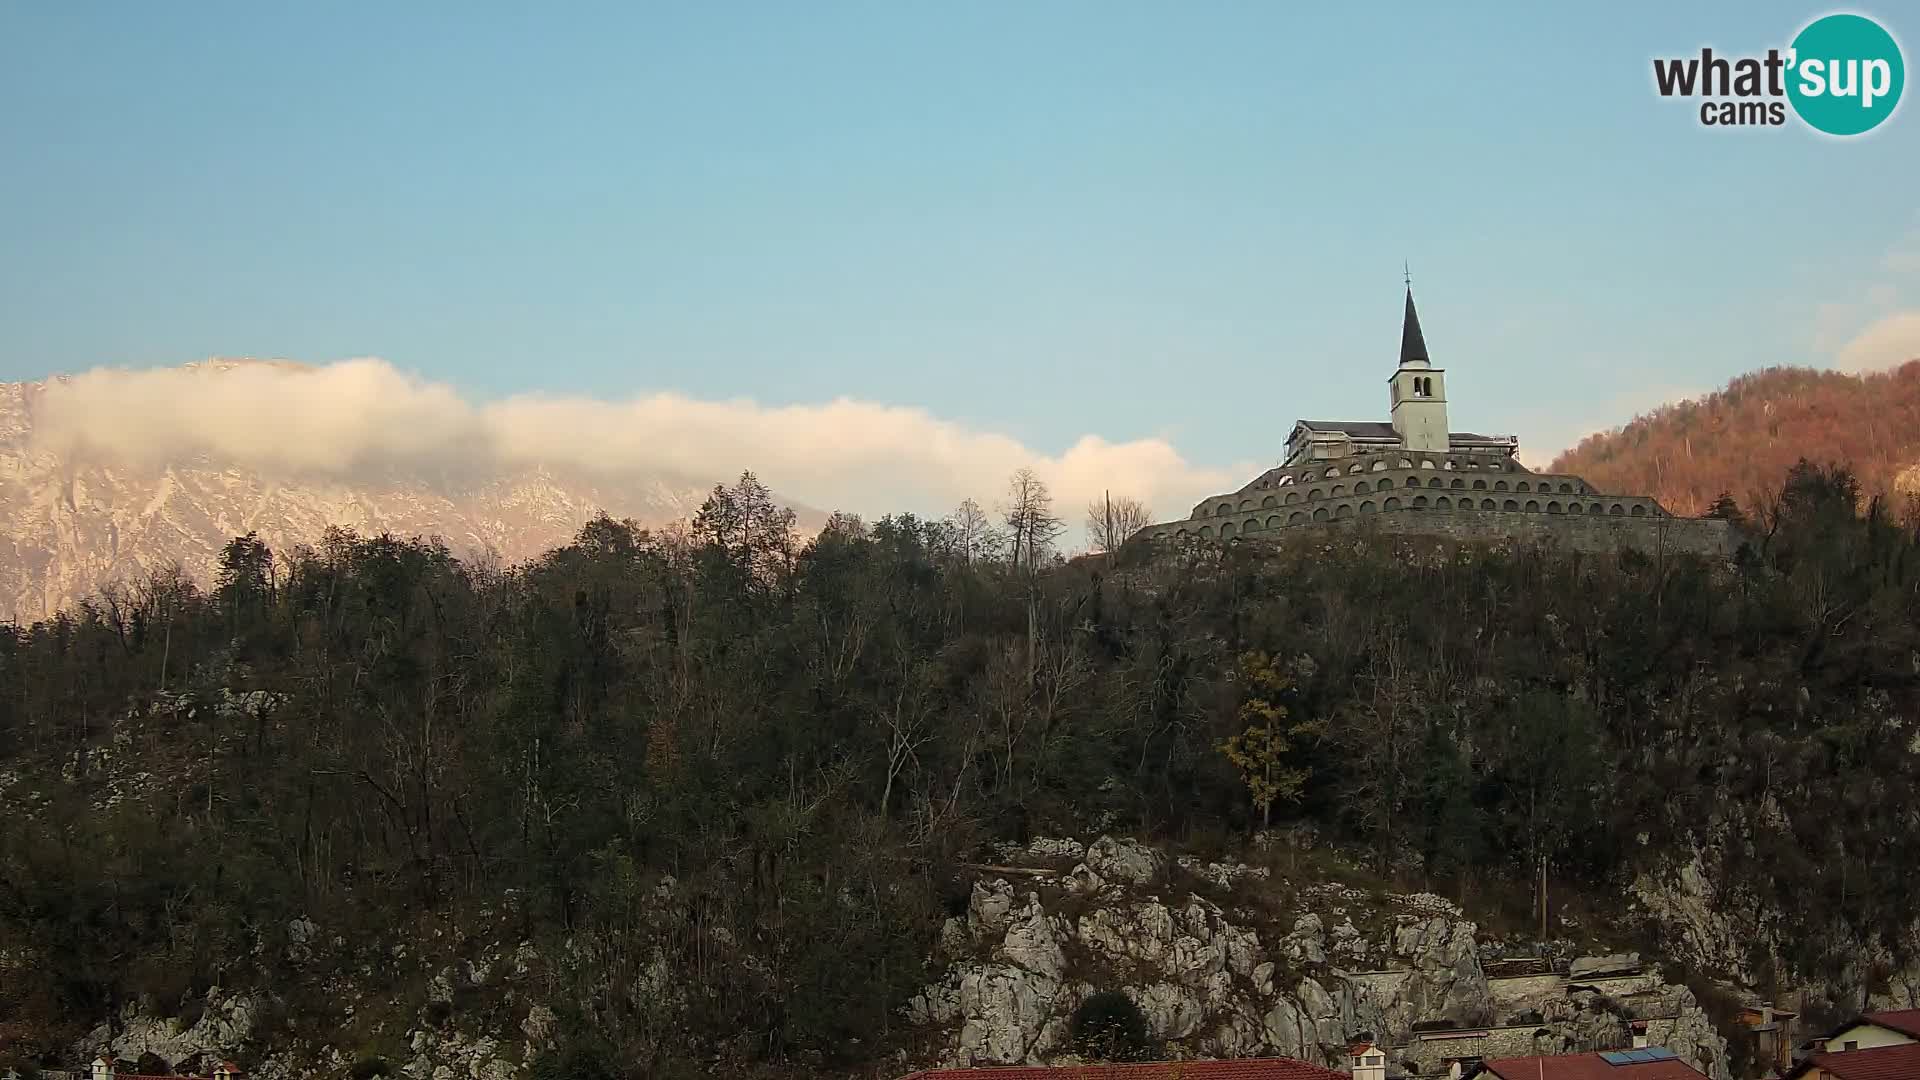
[1070,991,1152,1062]
[528,1038,620,1080]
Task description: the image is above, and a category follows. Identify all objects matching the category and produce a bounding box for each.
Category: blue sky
[3,1,1918,505]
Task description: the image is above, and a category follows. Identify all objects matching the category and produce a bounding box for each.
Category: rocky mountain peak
[0,365,819,622]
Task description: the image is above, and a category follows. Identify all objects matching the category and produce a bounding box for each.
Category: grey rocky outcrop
[80,991,262,1067]
[909,834,1729,1078]
[1635,844,1920,1017]
[1085,835,1166,886]
[1568,952,1643,980]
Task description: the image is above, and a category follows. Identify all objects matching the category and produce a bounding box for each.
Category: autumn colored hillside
[1548,360,1920,517]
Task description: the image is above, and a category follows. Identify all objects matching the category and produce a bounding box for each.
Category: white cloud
[1834,310,1920,374]
[1814,211,1920,368]
[29,358,1243,524]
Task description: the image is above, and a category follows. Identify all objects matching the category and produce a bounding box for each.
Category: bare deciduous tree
[945,497,1003,565]
[1084,493,1153,553]
[1000,468,1063,575]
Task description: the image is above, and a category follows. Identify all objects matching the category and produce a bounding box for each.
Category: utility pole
[1539,855,1549,941]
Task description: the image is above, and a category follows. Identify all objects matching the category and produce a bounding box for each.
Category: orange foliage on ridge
[1548,361,1920,517]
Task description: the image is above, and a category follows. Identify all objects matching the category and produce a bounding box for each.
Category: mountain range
[0,362,823,622]
[5,358,1919,623]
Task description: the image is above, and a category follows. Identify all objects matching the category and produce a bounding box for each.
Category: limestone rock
[520,1005,557,1046]
[1660,988,1735,1080]
[1630,851,1756,983]
[1331,916,1368,962]
[1207,1003,1268,1057]
[1568,952,1643,980]
[967,879,1017,942]
[1251,961,1276,997]
[1076,895,1260,984]
[1077,902,1178,972]
[1063,862,1107,895]
[1176,855,1273,890]
[286,916,318,963]
[999,895,1067,980]
[511,942,539,976]
[1025,837,1086,861]
[1259,996,1317,1060]
[1128,982,1208,1040]
[952,964,1064,1065]
[1282,914,1328,965]
[902,836,1748,1075]
[83,991,262,1068]
[1086,835,1166,886]
[1390,917,1491,1024]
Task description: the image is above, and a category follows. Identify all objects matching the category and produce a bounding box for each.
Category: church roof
[1400,286,1430,367]
[1293,419,1511,444]
[1296,420,1398,439]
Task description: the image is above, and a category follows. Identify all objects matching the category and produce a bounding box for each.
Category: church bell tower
[1388,286,1449,453]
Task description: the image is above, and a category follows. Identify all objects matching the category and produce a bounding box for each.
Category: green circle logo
[1787,13,1905,135]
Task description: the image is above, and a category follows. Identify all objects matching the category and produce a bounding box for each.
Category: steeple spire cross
[1403,261,1411,288]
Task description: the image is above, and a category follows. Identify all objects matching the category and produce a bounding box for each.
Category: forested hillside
[1549,360,1920,516]
[2,466,1919,1078]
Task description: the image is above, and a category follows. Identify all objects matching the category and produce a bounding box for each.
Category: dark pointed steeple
[1399,286,1430,368]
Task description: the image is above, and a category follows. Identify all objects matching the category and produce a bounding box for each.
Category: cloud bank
[1823,215,1920,375]
[1834,310,1920,375]
[29,358,1242,525]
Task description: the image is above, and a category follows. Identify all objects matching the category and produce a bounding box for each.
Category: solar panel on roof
[1601,1048,1682,1066]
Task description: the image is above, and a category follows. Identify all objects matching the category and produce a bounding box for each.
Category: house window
[1845,1041,1859,1052]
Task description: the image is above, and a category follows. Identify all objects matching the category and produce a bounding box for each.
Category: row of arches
[1214,475,1587,515]
[1250,453,1519,492]
[1168,497,1658,540]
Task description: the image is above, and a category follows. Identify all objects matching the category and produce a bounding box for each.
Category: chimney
[91,1057,114,1080]
[1351,1042,1387,1080]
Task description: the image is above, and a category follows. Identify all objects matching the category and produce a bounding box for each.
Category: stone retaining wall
[1329,507,1736,557]
[1487,973,1570,1015]
[1400,1021,1638,1074]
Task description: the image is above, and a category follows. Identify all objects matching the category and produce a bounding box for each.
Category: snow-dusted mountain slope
[0,364,818,622]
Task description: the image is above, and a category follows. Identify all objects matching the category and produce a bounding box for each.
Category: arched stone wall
[1170,460,1659,538]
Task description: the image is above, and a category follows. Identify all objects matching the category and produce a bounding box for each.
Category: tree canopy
[2,463,1918,1075]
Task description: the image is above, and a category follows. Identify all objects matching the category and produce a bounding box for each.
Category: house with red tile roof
[1475,1048,1706,1080]
[1803,1008,1920,1055]
[895,1057,1346,1080]
[1797,999,1920,1060]
[1785,1041,1920,1080]
[88,1057,243,1080]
